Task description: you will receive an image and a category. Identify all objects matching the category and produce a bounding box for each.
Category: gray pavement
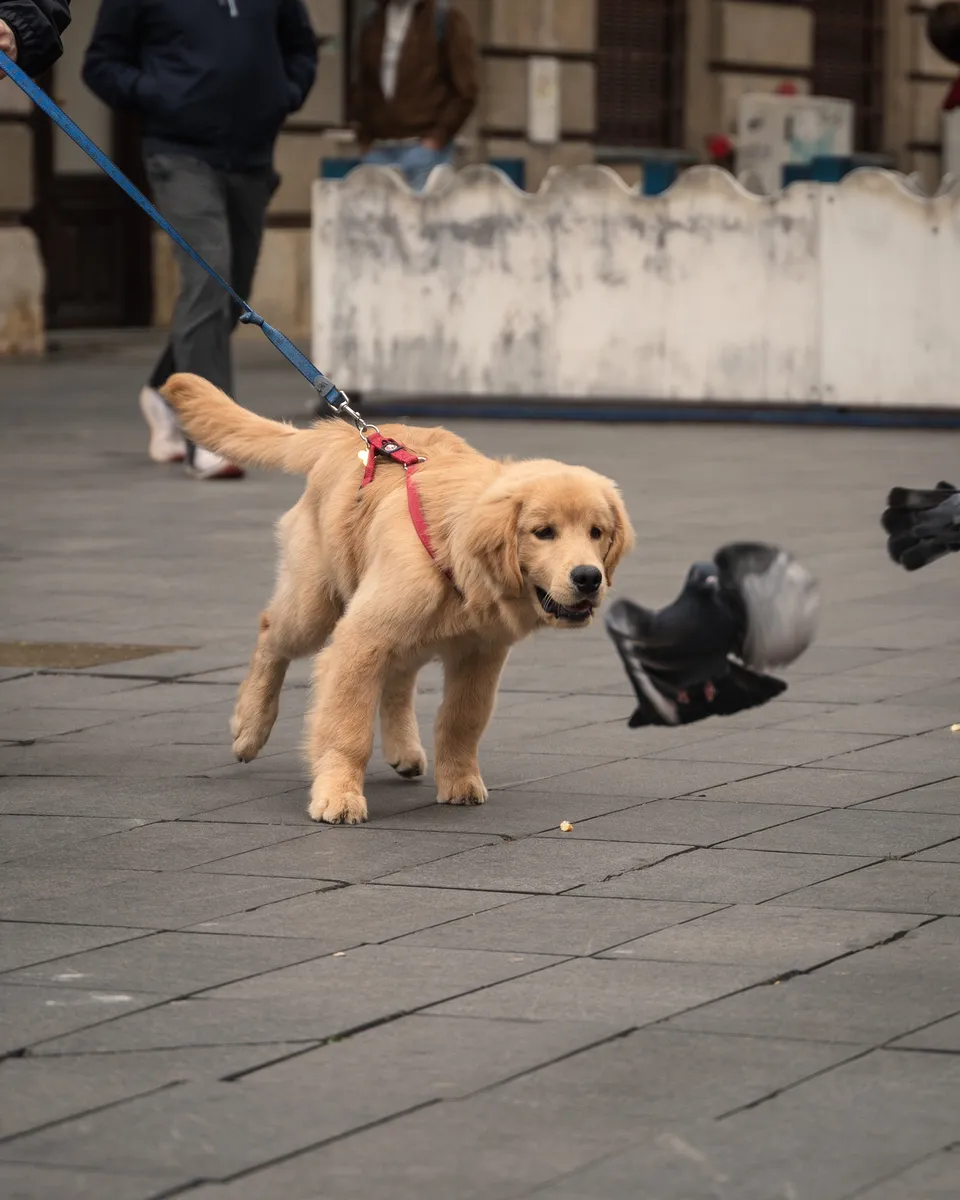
[2,344,960,1198]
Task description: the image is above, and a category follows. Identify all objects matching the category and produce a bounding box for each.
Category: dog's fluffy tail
[162,373,326,475]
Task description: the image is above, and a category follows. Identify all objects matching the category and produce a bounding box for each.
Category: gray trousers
[145,153,279,400]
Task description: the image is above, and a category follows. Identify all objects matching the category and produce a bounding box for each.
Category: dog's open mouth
[536,587,595,624]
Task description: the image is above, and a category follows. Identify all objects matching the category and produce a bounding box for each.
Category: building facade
[0,0,955,343]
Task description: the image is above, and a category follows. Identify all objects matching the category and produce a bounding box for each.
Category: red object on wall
[707,134,734,160]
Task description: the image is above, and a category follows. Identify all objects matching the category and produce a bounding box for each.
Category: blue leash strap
[0,48,347,413]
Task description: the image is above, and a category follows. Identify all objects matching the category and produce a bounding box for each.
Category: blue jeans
[362,142,453,191]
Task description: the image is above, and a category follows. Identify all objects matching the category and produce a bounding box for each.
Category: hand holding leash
[0,20,17,77]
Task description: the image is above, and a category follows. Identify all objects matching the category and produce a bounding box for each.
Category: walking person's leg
[223,167,281,334]
[397,142,452,191]
[361,144,402,170]
[143,153,243,479]
[139,341,186,463]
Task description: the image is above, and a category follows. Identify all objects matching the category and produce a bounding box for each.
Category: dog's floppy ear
[453,481,523,600]
[603,483,635,583]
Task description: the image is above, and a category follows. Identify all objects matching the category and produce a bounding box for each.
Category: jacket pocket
[134,73,167,117]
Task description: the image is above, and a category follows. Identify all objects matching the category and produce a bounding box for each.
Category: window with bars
[596,0,687,148]
[812,0,885,152]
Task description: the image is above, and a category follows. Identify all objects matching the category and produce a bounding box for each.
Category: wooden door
[30,2,152,328]
[813,0,885,153]
[596,0,687,148]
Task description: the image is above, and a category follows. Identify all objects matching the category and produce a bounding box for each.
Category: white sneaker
[139,386,187,463]
[188,446,245,480]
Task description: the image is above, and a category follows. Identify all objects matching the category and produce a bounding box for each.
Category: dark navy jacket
[0,0,72,76]
[83,0,317,171]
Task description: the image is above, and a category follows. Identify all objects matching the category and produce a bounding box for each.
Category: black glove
[882,481,960,571]
[605,543,820,728]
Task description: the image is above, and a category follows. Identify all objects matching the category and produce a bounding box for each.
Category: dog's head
[453,462,634,628]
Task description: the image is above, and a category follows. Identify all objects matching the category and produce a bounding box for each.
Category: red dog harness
[359,430,455,586]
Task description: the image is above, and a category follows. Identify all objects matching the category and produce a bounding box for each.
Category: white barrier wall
[312,165,960,408]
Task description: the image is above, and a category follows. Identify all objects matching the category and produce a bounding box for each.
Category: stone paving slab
[428,958,773,1024]
[470,1027,859,1125]
[0,814,143,862]
[778,702,956,735]
[5,354,960,1195]
[776,670,939,705]
[32,945,564,1057]
[598,904,929,969]
[0,1164,165,1200]
[0,1045,309,1140]
[0,740,238,777]
[913,836,960,861]
[234,1013,622,1101]
[536,797,820,845]
[185,882,520,941]
[818,729,960,774]
[850,1152,960,1200]
[518,1050,960,1200]
[0,866,325,928]
[892,1013,960,1051]
[724,807,960,856]
[1,931,339,996]
[0,983,163,1055]
[197,827,501,883]
[858,777,960,813]
[0,773,303,819]
[771,859,960,914]
[0,1078,408,1185]
[644,728,895,766]
[367,789,650,837]
[167,1049,960,1200]
[377,838,691,894]
[509,757,778,799]
[571,847,876,903]
[666,925,959,1044]
[683,765,954,807]
[0,922,143,973]
[395,895,721,956]
[7,821,312,873]
[0,706,143,741]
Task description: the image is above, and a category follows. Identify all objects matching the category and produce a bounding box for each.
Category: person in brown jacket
[352,0,478,190]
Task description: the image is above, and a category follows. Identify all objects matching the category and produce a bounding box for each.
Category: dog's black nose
[570,566,603,595]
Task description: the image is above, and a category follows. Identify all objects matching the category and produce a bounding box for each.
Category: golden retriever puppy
[163,373,635,824]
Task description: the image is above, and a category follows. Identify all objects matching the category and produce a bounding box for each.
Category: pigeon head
[685,561,719,591]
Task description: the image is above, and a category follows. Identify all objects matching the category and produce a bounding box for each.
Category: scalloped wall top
[330,162,960,206]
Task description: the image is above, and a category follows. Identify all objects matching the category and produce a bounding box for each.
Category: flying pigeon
[882,481,960,572]
[605,543,821,728]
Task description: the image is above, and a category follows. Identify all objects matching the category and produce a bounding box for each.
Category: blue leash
[0,48,357,421]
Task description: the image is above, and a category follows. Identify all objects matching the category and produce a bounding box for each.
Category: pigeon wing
[605,598,686,726]
[606,595,779,728]
[714,542,820,671]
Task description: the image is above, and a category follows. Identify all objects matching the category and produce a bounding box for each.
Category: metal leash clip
[316,380,380,440]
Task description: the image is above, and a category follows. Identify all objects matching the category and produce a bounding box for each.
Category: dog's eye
[532,526,557,541]
[589,526,604,540]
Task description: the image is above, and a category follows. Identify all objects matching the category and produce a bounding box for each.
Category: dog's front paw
[388,745,428,779]
[436,774,488,807]
[308,783,368,824]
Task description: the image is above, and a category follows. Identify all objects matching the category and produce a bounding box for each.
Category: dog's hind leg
[380,656,429,779]
[231,564,339,763]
